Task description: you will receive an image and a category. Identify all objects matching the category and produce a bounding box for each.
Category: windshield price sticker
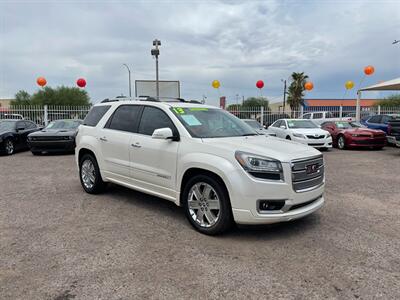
[189,108,208,111]
[181,114,202,126]
[173,108,185,114]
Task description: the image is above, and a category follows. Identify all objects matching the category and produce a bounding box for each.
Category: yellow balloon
[345,80,354,90]
[212,80,220,89]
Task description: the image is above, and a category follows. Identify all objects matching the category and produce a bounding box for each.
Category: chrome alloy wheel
[5,139,14,155]
[188,182,221,228]
[81,159,96,189]
[338,136,345,149]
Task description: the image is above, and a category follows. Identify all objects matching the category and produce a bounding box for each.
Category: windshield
[170,107,257,138]
[0,121,16,131]
[244,120,263,129]
[287,120,318,129]
[46,120,82,130]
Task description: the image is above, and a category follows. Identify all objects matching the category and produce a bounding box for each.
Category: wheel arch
[179,167,231,207]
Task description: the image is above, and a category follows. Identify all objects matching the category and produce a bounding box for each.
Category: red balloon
[36,77,47,87]
[364,65,375,76]
[76,78,86,88]
[256,80,264,89]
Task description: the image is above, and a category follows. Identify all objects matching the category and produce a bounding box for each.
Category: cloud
[0,0,399,106]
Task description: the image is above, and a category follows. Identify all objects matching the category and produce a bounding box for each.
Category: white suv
[76,98,325,235]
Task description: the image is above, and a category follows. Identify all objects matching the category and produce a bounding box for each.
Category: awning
[359,77,400,91]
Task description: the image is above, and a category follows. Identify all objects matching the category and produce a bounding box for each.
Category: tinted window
[368,115,381,123]
[313,113,323,119]
[25,121,37,129]
[107,105,141,132]
[272,120,281,127]
[139,107,176,136]
[381,115,392,124]
[83,105,110,127]
[303,114,311,119]
[16,121,25,129]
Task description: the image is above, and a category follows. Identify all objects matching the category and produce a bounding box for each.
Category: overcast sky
[1,0,399,106]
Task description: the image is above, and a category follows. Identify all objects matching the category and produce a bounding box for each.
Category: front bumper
[28,140,75,152]
[226,163,325,225]
[387,135,400,147]
[347,136,386,148]
[292,136,332,148]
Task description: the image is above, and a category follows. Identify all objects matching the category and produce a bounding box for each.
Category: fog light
[258,200,285,211]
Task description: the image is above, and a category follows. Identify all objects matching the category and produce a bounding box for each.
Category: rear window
[83,105,110,127]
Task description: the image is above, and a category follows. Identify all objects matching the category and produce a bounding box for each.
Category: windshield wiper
[242,133,258,136]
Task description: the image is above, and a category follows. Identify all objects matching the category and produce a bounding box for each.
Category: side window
[273,120,281,127]
[138,107,176,136]
[16,121,25,129]
[381,115,390,124]
[313,113,323,119]
[25,121,36,129]
[106,105,141,132]
[83,105,111,127]
[303,114,311,119]
[325,112,333,118]
[368,115,381,123]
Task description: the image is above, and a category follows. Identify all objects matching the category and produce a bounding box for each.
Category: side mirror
[17,127,25,131]
[280,125,286,129]
[152,127,174,140]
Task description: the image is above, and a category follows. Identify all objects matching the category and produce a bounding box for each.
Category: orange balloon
[364,65,375,76]
[36,77,47,87]
[304,82,314,91]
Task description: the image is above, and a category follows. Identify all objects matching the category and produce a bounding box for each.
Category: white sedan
[268,119,332,149]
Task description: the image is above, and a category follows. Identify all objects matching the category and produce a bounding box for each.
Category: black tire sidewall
[182,174,233,235]
[338,136,346,149]
[79,154,105,194]
[5,139,14,155]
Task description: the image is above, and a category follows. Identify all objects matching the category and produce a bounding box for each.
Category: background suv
[76,98,325,235]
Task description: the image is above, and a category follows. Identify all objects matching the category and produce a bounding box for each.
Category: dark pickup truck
[387,119,400,147]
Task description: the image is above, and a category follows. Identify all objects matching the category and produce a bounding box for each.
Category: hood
[29,129,77,137]
[290,128,329,135]
[0,129,14,136]
[202,135,321,163]
[342,127,384,134]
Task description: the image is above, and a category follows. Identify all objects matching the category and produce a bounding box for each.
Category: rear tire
[337,135,346,150]
[182,174,233,235]
[286,136,291,140]
[79,154,106,194]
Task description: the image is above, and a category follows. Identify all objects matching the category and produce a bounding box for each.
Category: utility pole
[122,64,132,97]
[281,79,287,114]
[151,39,161,98]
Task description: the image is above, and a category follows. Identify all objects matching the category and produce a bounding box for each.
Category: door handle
[99,137,108,142]
[131,143,141,148]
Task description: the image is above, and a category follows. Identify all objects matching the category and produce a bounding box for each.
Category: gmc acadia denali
[76,98,325,235]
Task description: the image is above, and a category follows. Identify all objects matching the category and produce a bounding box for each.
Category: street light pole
[122,64,132,97]
[151,39,161,98]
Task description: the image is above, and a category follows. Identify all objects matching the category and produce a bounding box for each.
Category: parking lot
[1,148,399,300]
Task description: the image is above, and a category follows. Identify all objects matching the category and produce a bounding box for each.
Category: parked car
[344,112,374,121]
[387,118,400,147]
[0,120,41,155]
[301,111,353,124]
[0,113,24,120]
[268,119,332,150]
[242,119,276,136]
[27,119,83,154]
[257,113,290,127]
[76,99,325,235]
[320,121,386,150]
[361,114,400,134]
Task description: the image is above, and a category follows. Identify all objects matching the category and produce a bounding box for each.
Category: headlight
[235,151,283,180]
[293,133,305,138]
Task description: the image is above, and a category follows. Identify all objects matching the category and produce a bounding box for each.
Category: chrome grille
[291,155,324,192]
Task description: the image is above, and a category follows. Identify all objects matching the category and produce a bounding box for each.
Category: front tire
[182,174,233,235]
[79,154,106,194]
[337,135,346,150]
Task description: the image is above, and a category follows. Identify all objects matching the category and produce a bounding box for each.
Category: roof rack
[99,96,203,104]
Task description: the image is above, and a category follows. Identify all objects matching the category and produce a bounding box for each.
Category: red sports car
[321,121,386,150]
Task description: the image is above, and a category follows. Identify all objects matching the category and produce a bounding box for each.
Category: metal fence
[0,105,91,126]
[227,106,400,126]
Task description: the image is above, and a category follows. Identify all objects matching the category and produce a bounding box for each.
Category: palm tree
[287,72,308,116]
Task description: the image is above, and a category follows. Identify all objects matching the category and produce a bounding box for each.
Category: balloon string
[357,74,366,91]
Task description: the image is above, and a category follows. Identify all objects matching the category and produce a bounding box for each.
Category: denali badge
[306,163,319,174]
